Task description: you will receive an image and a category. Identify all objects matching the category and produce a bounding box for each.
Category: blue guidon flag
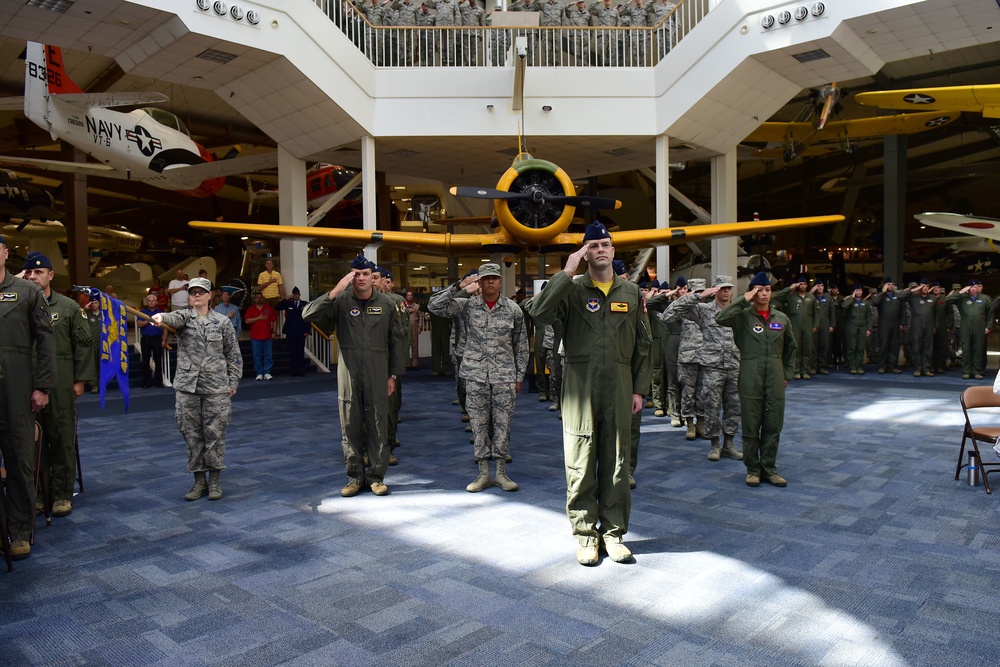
[78,286,131,411]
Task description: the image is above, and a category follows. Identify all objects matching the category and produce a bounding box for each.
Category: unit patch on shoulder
[586,298,600,313]
[610,301,629,313]
[366,306,384,315]
[0,293,17,302]
[752,323,764,334]
[350,307,361,317]
[769,322,783,330]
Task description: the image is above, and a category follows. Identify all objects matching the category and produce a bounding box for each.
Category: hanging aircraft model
[0,219,142,252]
[854,84,1000,117]
[0,168,63,221]
[247,163,363,222]
[190,153,845,254]
[914,212,1000,243]
[0,42,276,197]
[745,97,960,163]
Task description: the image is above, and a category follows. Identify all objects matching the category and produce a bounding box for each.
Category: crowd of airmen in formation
[3,221,996,565]
[346,0,678,66]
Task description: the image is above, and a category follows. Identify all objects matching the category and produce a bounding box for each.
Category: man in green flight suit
[773,276,817,379]
[304,255,403,497]
[946,278,993,380]
[526,221,651,566]
[373,266,407,466]
[22,253,95,518]
[0,236,56,560]
[716,272,796,488]
[839,284,873,374]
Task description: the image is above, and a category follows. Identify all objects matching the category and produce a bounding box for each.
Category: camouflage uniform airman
[589,0,621,65]
[542,320,563,409]
[668,279,742,461]
[426,0,461,64]
[429,267,528,486]
[563,2,591,65]
[157,308,243,475]
[665,279,705,439]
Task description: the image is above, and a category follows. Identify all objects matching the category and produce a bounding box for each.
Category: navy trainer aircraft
[0,42,276,197]
[191,153,844,254]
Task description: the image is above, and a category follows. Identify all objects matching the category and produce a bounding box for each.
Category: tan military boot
[466,460,492,492]
[685,418,696,441]
[707,437,722,461]
[696,419,706,439]
[494,460,518,492]
[207,470,223,500]
[722,434,743,460]
[185,472,207,501]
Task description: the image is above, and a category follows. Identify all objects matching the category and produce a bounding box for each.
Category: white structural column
[655,134,670,284]
[361,135,379,264]
[710,149,737,281]
[277,145,310,298]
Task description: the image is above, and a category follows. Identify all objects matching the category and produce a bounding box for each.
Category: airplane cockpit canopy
[141,108,191,137]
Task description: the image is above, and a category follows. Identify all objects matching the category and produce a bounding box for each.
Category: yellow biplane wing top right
[855,85,1000,117]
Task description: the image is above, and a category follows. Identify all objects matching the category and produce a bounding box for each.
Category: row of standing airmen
[349,0,677,66]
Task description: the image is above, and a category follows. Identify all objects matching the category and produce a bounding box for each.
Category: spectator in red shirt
[148,277,169,312]
[245,292,277,380]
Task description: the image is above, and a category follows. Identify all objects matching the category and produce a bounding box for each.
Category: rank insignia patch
[610,301,629,313]
[586,298,600,312]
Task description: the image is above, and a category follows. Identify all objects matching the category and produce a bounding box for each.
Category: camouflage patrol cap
[713,275,735,288]
[188,277,212,293]
[478,262,502,278]
[687,278,706,292]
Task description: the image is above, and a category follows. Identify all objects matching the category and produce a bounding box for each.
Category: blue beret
[582,220,611,243]
[969,278,983,286]
[674,275,687,289]
[749,272,770,288]
[638,281,649,288]
[650,279,660,288]
[22,253,53,271]
[612,259,626,275]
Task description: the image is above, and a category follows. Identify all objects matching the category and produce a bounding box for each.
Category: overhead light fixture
[25,0,74,11]
[792,48,830,63]
[197,48,238,64]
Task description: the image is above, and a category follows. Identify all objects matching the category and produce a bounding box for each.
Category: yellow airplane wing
[855,85,1000,118]
[747,111,960,145]
[192,215,844,255]
[605,215,845,251]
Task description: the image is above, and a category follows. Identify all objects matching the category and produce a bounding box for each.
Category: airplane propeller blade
[451,186,620,210]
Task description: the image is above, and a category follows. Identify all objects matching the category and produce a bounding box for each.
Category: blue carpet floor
[2,365,999,666]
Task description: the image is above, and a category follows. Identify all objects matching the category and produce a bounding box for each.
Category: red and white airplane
[248,163,363,223]
[0,42,276,197]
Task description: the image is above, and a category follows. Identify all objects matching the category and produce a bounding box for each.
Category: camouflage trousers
[175,391,231,472]
[465,379,516,461]
[697,366,740,439]
[666,356,680,418]
[649,338,665,411]
[678,362,702,419]
[453,354,467,412]
[544,347,562,402]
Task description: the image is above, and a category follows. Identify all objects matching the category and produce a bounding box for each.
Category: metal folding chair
[956,386,1000,494]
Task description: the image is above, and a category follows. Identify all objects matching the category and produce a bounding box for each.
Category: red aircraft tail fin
[43,44,84,94]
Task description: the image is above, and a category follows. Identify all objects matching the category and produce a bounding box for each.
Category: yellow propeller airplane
[190,153,844,254]
[855,85,1000,117]
[745,110,960,163]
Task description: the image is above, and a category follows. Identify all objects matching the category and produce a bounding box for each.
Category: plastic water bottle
[968,452,981,486]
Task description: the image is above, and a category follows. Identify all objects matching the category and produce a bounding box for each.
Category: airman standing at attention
[564,0,591,66]
[773,276,817,379]
[0,236,55,560]
[840,284,873,374]
[391,0,420,64]
[373,266,407,465]
[303,255,403,496]
[666,277,705,440]
[620,0,649,65]
[716,272,795,488]
[429,263,528,492]
[811,282,833,375]
[931,281,951,374]
[527,220,651,566]
[21,253,95,518]
[426,0,462,64]
[946,278,992,380]
[901,279,936,377]
[669,275,743,462]
[643,276,668,418]
[646,0,676,59]
[871,277,908,374]
[589,0,621,66]
[460,0,486,65]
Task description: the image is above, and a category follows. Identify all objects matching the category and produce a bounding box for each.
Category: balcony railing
[311,0,710,68]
